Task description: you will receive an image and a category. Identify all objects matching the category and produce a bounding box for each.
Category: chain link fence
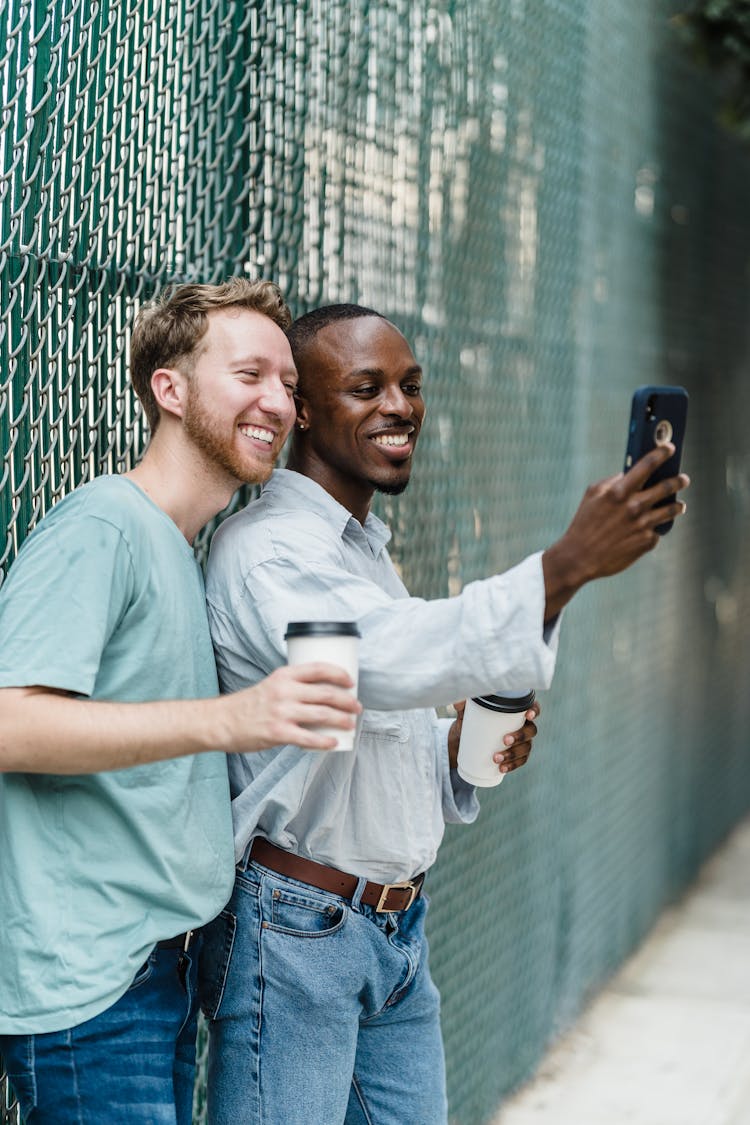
[3,1,750,1122]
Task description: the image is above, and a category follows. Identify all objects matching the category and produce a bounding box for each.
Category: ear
[294,393,312,432]
[151,367,189,421]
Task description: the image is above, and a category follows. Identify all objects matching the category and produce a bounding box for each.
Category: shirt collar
[262,469,392,555]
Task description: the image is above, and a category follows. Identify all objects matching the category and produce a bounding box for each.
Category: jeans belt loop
[156,929,195,951]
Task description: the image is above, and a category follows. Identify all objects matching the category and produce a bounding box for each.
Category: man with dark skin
[201,305,689,1125]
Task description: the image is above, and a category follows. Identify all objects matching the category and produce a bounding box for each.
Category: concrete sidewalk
[493,817,750,1125]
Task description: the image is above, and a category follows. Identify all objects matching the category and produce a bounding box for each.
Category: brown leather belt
[249,837,425,913]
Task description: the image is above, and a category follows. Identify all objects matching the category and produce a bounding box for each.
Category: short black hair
[287,304,385,370]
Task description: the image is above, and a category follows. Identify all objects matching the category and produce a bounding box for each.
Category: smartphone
[624,385,688,535]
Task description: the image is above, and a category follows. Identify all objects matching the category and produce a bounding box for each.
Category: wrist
[194,694,236,754]
[212,685,269,755]
[542,539,589,619]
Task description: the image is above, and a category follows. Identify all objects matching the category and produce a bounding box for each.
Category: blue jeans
[199,858,447,1125]
[0,942,199,1124]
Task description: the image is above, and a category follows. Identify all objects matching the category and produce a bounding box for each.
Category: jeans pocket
[198,909,237,1021]
[267,886,347,937]
[127,950,156,992]
[0,1037,36,1114]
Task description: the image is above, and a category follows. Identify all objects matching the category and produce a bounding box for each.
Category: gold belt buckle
[375,879,419,913]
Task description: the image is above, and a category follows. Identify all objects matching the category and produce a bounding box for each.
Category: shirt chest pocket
[357,709,409,744]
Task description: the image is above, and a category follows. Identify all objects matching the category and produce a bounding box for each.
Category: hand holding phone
[542,389,689,619]
[624,385,688,534]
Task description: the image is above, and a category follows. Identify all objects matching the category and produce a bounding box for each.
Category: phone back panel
[624,385,688,534]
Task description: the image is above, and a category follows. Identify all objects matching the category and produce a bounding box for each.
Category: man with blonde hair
[0,279,360,1125]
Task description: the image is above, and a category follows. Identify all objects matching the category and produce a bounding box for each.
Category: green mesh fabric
[3,2,750,1123]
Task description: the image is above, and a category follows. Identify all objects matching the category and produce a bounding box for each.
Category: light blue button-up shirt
[206,469,561,883]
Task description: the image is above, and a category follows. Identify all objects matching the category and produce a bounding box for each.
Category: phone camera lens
[654,419,673,445]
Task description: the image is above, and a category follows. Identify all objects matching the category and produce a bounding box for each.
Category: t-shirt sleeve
[0,512,134,697]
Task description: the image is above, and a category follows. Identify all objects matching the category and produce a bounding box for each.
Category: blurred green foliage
[675,1,750,138]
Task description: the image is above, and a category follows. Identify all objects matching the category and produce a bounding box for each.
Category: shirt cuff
[447,767,481,823]
[436,717,480,825]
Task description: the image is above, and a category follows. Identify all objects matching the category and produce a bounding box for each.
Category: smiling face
[182,307,298,486]
[293,315,425,520]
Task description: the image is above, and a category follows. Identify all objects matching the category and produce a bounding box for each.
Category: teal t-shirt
[0,477,235,1033]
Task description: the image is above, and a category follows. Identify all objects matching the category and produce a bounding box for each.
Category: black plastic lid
[471,689,535,713]
[285,621,361,639]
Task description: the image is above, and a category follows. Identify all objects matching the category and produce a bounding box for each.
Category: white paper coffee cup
[284,621,361,751]
[457,690,536,787]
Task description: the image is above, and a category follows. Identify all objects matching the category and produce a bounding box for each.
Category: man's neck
[125,440,238,544]
[286,449,373,526]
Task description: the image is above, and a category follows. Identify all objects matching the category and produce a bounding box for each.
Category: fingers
[493,738,533,773]
[621,442,676,491]
[638,472,690,508]
[259,666,362,747]
[643,499,687,530]
[281,661,356,688]
[623,493,687,531]
[509,720,537,744]
[272,696,362,752]
[610,456,689,533]
[295,683,361,713]
[494,719,537,774]
[312,692,361,721]
[281,726,342,751]
[288,704,359,730]
[619,447,690,526]
[638,474,692,515]
[270,666,362,717]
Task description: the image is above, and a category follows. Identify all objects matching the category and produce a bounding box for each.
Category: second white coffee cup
[457,690,536,787]
[284,621,361,751]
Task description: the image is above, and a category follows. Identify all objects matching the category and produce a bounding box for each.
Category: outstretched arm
[0,664,361,774]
